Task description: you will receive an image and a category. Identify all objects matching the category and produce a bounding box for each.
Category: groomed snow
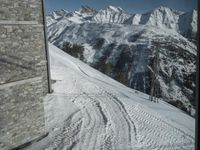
[26,43,195,150]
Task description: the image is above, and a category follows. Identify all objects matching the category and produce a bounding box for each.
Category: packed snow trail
[26,43,195,150]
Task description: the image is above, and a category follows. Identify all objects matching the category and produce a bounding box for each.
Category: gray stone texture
[0,0,43,23]
[0,0,49,149]
[0,25,47,84]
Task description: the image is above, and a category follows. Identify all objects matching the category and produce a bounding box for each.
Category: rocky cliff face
[47,6,197,114]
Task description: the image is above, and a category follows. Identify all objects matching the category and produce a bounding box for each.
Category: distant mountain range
[47,5,197,41]
[47,5,197,115]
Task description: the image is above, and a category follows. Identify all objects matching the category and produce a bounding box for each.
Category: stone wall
[0,0,43,23]
[0,0,49,149]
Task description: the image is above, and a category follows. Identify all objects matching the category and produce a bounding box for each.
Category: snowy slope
[26,43,195,150]
[48,20,197,112]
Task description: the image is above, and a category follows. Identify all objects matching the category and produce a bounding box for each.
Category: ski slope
[27,43,195,150]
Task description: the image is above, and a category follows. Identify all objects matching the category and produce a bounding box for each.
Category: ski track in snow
[26,44,195,150]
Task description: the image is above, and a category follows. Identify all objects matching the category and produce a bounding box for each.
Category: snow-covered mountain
[47,6,197,40]
[26,43,195,150]
[46,6,97,25]
[125,6,182,30]
[93,5,130,24]
[79,5,97,14]
[46,9,69,26]
[47,6,197,114]
[125,6,197,40]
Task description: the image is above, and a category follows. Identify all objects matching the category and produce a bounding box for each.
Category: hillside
[26,43,195,150]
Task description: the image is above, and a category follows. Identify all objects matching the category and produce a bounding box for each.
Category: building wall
[0,0,49,149]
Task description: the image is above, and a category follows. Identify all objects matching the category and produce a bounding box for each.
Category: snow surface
[26,43,195,150]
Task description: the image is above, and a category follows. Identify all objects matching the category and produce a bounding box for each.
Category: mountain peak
[153,6,172,12]
[48,9,69,19]
[157,6,169,10]
[153,6,183,15]
[106,5,124,12]
[60,9,68,13]
[93,5,128,23]
[191,9,197,14]
[79,5,97,14]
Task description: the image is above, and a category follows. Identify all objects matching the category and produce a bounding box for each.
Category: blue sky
[45,0,197,13]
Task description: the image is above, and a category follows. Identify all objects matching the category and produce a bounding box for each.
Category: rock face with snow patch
[47,6,197,113]
[93,6,130,24]
[178,10,197,42]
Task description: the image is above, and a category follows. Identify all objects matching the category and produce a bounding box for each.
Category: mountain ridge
[47,5,197,41]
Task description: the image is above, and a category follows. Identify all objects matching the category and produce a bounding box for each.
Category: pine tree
[61,41,84,61]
